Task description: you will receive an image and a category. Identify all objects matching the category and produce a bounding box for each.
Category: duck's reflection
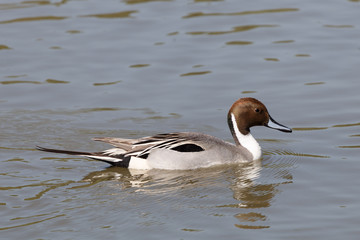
[81,167,149,189]
[80,157,292,230]
[81,159,261,191]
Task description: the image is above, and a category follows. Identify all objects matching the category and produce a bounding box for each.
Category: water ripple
[0,16,67,24]
[182,8,299,18]
[0,214,65,231]
[81,11,138,19]
[186,25,277,35]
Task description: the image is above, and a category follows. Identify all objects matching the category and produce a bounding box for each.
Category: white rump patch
[128,157,151,170]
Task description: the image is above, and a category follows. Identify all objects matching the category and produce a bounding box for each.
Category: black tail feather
[36,146,92,156]
[36,146,129,167]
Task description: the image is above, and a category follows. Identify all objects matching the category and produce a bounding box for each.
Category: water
[1,0,360,239]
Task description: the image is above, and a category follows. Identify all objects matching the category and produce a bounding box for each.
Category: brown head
[227,98,292,140]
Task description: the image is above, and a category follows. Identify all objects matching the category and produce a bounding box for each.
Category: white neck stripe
[230,113,261,160]
[230,113,244,144]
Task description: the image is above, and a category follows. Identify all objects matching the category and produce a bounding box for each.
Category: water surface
[1,0,360,239]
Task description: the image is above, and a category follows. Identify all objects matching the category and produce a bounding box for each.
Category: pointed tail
[36,146,128,167]
[36,146,92,156]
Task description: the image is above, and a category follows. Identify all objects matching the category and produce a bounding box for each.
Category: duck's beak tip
[266,115,292,133]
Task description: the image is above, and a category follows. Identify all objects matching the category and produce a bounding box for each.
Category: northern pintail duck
[37,98,292,170]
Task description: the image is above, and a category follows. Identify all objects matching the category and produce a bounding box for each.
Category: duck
[36,97,292,170]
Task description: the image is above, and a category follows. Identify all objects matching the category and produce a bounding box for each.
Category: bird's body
[37,98,292,170]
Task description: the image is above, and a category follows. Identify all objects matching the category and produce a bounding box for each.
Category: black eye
[255,108,260,113]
